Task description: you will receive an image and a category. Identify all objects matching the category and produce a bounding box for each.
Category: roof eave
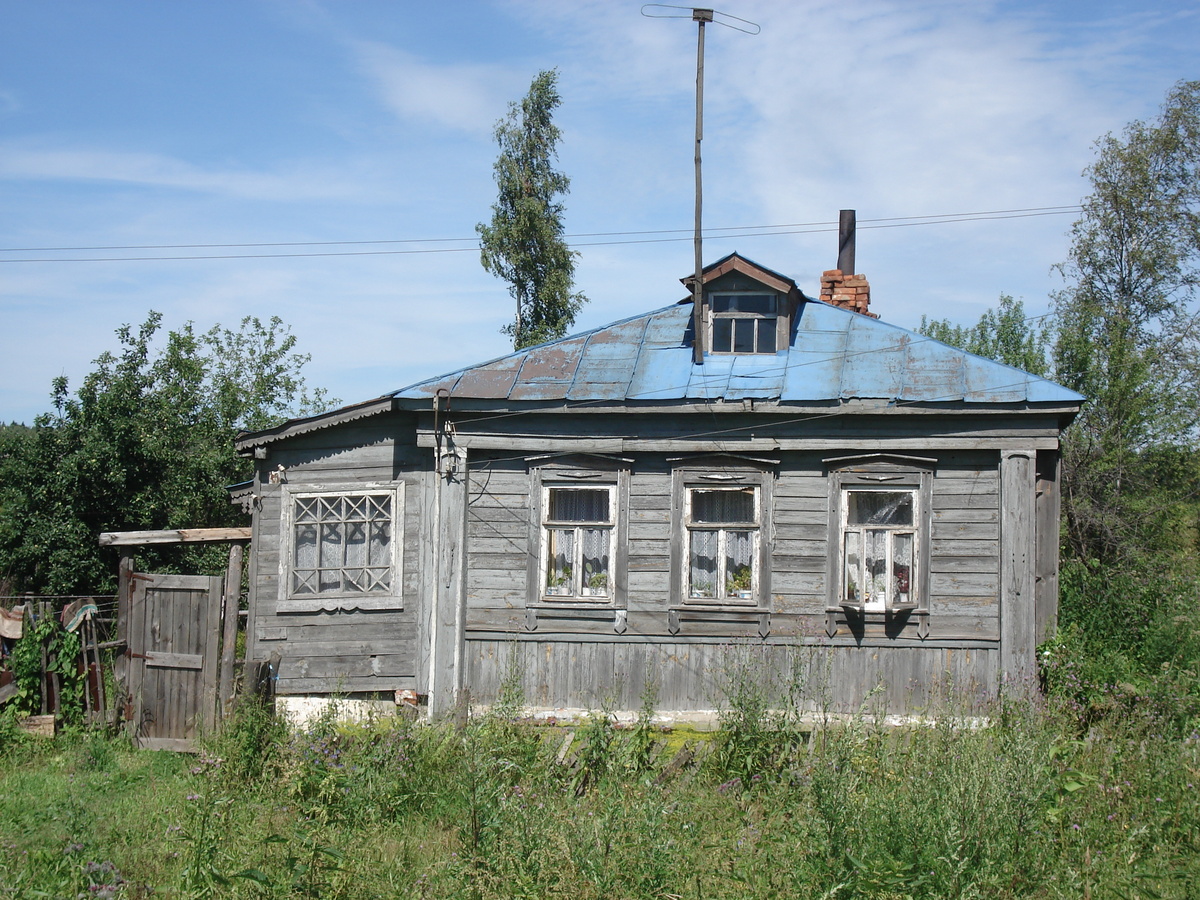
[234,396,396,455]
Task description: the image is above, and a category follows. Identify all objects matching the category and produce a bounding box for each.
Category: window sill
[530,599,614,610]
[673,601,767,613]
[668,605,770,638]
[277,596,400,614]
[836,602,920,615]
[826,604,928,638]
[525,604,626,635]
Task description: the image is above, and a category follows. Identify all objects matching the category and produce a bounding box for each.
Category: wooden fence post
[218,543,244,719]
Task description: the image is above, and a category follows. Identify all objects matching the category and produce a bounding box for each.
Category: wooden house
[235,253,1082,718]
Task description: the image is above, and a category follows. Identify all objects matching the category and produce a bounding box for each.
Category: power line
[0,206,1081,263]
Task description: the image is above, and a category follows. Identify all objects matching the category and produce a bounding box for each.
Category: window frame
[528,459,629,609]
[278,483,404,613]
[825,456,933,631]
[539,484,618,602]
[708,291,783,355]
[671,461,774,608]
[840,487,919,612]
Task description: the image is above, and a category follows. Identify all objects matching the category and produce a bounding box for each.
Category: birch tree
[477,69,586,350]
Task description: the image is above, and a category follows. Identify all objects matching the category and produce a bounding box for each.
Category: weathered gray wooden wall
[246,415,426,695]
[246,407,1057,716]
[464,639,999,714]
[460,447,1004,714]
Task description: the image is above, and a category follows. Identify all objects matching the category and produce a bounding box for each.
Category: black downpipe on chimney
[837,209,856,275]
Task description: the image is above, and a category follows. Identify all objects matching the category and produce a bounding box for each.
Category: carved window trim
[825,455,934,637]
[278,483,403,614]
[527,458,630,610]
[671,458,775,610]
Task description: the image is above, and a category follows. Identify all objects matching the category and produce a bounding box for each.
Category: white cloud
[349,40,517,135]
[0,142,367,201]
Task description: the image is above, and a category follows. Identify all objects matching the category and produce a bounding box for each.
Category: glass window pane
[689,530,718,598]
[548,488,609,523]
[545,528,575,594]
[848,491,913,527]
[893,533,913,603]
[739,295,776,315]
[844,531,861,602]
[692,488,755,524]
[865,529,889,605]
[293,493,393,596]
[581,528,610,594]
[733,318,755,353]
[712,318,733,352]
[711,295,734,314]
[756,317,777,353]
[724,530,754,597]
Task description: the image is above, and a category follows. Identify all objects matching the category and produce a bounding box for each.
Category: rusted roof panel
[450,354,525,399]
[516,335,588,383]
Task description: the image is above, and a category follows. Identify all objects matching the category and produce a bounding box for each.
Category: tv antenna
[642,5,759,364]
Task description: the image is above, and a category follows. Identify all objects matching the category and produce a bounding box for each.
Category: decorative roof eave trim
[667,452,781,467]
[823,453,939,470]
[234,397,395,454]
[680,252,801,297]
[525,452,636,466]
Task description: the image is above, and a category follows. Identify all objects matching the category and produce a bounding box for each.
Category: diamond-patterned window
[291,493,394,597]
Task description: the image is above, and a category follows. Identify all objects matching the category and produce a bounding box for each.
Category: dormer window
[710,293,779,354]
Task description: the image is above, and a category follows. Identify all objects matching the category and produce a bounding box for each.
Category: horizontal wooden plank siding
[465,637,998,715]
[466,457,531,611]
[246,412,426,693]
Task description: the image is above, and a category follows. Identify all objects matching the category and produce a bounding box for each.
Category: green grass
[2,690,1198,900]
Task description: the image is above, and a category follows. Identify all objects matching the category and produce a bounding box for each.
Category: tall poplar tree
[477,69,586,350]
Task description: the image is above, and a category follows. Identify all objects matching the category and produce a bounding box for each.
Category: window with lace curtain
[280,485,402,612]
[840,488,918,612]
[540,486,615,601]
[685,486,759,603]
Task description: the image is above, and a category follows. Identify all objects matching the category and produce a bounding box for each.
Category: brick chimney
[819,269,876,317]
[819,209,878,317]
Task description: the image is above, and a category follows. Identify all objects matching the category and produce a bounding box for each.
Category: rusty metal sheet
[516,335,588,383]
[451,354,525,399]
[398,373,460,399]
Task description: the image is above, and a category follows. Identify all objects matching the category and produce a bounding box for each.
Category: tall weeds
[2,672,1198,898]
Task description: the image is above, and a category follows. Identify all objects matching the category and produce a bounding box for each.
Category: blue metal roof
[390,300,1083,406]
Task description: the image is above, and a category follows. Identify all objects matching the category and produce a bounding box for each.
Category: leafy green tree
[477,69,586,350]
[1052,80,1200,563]
[0,313,331,594]
[919,293,1051,376]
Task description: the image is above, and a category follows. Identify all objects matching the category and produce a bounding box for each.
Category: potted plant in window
[583,571,609,597]
[726,566,753,600]
[546,565,572,597]
[691,579,716,599]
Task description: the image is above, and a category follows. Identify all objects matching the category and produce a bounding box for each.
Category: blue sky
[1,0,1197,424]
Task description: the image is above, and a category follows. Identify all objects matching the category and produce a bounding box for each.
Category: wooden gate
[126,573,222,751]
